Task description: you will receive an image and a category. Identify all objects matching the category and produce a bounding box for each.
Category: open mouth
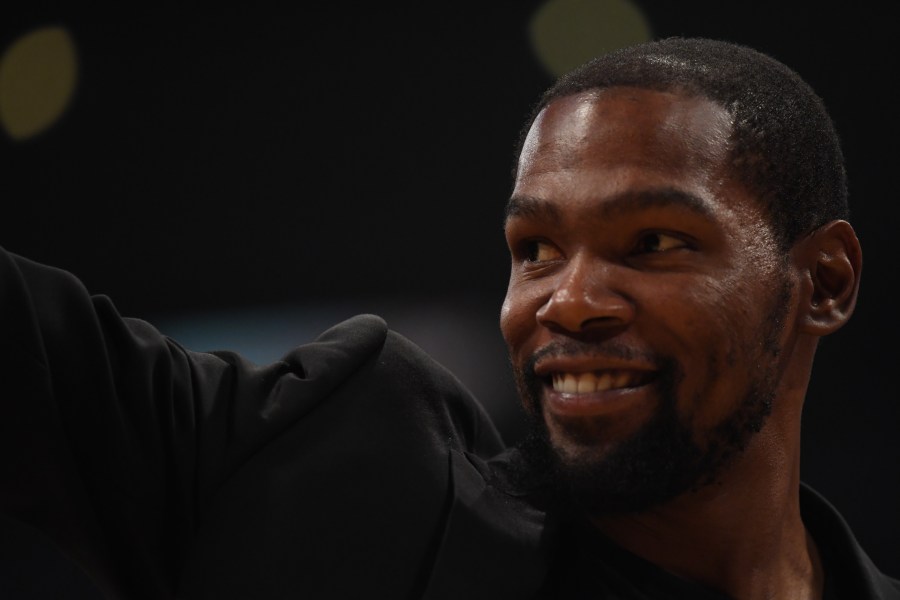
[550,370,656,394]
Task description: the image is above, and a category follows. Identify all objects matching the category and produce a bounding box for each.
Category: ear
[795,220,862,336]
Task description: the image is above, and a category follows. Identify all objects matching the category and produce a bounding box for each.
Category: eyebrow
[504,187,715,226]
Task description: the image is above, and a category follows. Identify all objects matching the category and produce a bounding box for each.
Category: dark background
[2,2,897,574]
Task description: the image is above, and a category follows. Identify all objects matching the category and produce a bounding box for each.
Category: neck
[589,425,823,600]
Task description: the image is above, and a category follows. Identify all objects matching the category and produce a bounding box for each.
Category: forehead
[513,87,742,218]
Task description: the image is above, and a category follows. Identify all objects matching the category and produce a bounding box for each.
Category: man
[498,36,897,599]
[0,37,896,599]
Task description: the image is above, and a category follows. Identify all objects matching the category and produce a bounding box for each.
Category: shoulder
[801,483,900,599]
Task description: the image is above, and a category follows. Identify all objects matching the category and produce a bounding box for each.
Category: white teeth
[596,372,614,391]
[576,375,593,393]
[551,371,638,393]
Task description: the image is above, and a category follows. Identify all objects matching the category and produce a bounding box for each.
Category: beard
[512,283,790,517]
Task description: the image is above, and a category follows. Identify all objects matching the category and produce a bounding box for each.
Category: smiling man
[504,88,795,511]
[1,37,898,600]
[502,88,789,515]
[497,37,896,599]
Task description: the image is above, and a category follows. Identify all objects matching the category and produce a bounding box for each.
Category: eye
[524,240,563,263]
[633,232,690,254]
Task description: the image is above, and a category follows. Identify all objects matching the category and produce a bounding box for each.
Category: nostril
[538,304,632,335]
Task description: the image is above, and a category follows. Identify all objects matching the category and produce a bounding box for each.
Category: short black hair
[513,37,848,250]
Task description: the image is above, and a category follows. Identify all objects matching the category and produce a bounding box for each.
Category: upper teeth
[552,371,636,393]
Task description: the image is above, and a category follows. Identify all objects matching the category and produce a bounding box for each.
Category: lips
[530,349,661,419]
[550,370,654,393]
[539,367,659,419]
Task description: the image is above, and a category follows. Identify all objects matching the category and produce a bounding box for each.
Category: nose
[536,255,634,334]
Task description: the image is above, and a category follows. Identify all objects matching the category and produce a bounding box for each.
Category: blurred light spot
[529,0,652,78]
[0,26,78,141]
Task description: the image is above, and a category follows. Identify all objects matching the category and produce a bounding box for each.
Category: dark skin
[501,87,862,599]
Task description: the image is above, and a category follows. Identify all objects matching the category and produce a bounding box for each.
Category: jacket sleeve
[0,247,505,599]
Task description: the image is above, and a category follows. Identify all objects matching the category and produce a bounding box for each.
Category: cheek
[499,292,525,350]
[669,278,779,422]
[712,271,782,348]
[678,273,763,332]
[500,280,545,353]
[633,280,731,348]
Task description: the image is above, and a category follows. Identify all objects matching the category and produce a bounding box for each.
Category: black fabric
[1,246,898,599]
[0,248,521,599]
[800,485,900,600]
[535,516,732,599]
[0,512,107,599]
[528,482,900,599]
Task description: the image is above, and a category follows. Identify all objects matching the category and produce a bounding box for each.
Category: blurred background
[2,0,897,574]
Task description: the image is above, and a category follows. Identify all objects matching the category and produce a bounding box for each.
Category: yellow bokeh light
[529,0,653,78]
[0,26,79,141]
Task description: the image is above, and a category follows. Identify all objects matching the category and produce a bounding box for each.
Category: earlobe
[797,220,862,336]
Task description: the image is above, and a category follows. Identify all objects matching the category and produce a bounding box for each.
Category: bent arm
[0,247,505,599]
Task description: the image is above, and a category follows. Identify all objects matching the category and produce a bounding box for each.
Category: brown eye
[525,240,563,263]
[635,232,689,253]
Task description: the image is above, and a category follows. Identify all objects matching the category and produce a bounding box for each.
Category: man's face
[500,87,795,514]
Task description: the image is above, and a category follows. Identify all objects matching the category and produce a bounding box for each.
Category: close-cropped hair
[513,37,848,251]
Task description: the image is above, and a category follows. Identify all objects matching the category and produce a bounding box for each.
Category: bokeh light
[0,26,78,141]
[529,0,653,78]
